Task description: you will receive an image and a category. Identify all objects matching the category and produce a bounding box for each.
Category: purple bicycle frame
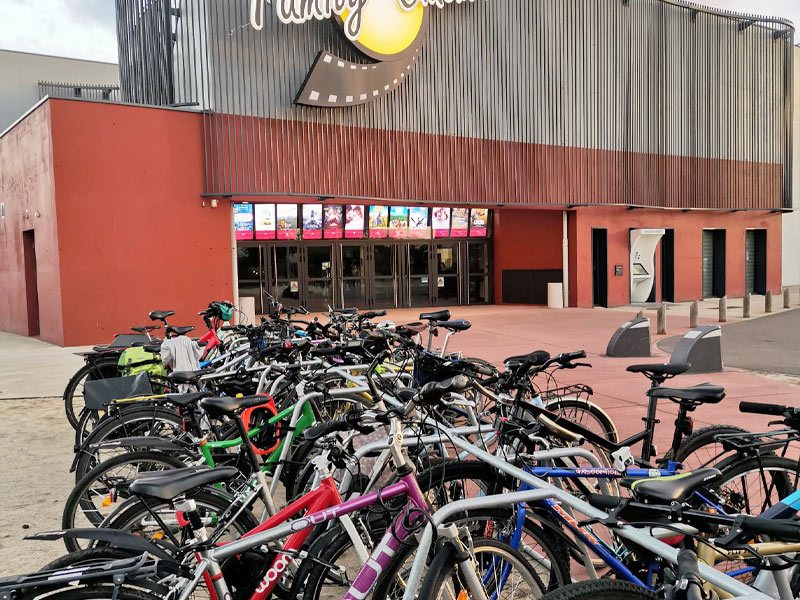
[198,471,430,600]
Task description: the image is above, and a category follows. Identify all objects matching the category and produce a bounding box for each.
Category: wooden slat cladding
[116,0,794,209]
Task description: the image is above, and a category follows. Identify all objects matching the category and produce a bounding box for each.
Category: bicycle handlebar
[677,549,704,600]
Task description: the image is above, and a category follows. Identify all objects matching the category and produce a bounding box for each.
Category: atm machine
[629,228,665,303]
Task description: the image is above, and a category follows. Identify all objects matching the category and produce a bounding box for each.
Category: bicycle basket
[413,351,460,386]
[241,394,281,455]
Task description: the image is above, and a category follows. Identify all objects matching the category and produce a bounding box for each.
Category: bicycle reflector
[241,394,281,455]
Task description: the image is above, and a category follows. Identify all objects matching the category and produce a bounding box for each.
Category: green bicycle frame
[198,400,316,473]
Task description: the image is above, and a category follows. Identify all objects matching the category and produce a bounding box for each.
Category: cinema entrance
[234,203,492,313]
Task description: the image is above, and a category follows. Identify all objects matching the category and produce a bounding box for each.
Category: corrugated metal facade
[115,0,794,210]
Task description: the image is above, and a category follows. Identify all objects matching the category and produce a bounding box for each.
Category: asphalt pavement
[657,308,800,376]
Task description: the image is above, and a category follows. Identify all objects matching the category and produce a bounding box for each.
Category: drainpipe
[231,202,240,316]
[562,211,569,307]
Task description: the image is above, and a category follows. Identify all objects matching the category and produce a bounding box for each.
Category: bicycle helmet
[213,301,235,322]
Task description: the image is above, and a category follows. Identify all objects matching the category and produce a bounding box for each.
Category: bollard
[719,296,727,322]
[743,293,751,318]
[784,287,791,309]
[765,290,773,313]
[689,300,699,329]
[657,303,667,335]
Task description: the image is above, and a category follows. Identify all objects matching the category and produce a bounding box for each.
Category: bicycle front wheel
[539,579,660,600]
[417,537,546,600]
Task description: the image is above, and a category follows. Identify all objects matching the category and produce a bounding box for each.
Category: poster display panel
[369,206,389,239]
[254,204,276,240]
[345,205,365,239]
[451,208,469,237]
[276,204,298,240]
[323,205,343,239]
[470,208,488,237]
[302,204,323,239]
[432,207,451,238]
[408,207,430,239]
[234,203,254,240]
[389,206,409,239]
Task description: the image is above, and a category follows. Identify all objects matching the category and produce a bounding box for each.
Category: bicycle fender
[88,436,195,456]
[24,528,176,561]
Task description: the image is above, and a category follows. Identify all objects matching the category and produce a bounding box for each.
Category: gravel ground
[0,397,74,574]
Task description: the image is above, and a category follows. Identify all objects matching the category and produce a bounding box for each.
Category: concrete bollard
[689,300,699,329]
[719,296,727,322]
[657,303,667,335]
[743,293,751,318]
[784,287,791,309]
[765,291,773,313]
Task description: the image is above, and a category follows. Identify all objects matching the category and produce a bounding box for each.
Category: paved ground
[1,305,799,574]
[657,308,800,376]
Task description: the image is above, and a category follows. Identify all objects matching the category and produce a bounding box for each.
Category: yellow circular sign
[343,0,425,59]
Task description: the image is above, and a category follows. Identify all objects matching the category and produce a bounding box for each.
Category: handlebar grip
[303,418,351,441]
[677,549,701,581]
[739,516,800,541]
[739,401,786,416]
[561,350,587,362]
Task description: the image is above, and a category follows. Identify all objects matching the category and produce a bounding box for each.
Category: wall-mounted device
[630,228,665,303]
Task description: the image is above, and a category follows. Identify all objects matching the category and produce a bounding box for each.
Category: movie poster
[369,206,389,239]
[323,205,343,239]
[276,204,298,240]
[470,208,488,237]
[389,206,409,239]
[432,207,451,238]
[451,208,469,237]
[302,204,323,239]
[254,204,276,240]
[408,207,430,239]
[345,205,365,239]
[234,203,254,240]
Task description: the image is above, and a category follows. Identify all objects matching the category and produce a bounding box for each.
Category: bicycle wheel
[673,424,750,470]
[544,396,619,443]
[539,579,661,600]
[62,451,187,550]
[64,357,120,430]
[712,455,799,515]
[415,460,571,589]
[417,537,546,599]
[73,407,183,480]
[101,489,259,549]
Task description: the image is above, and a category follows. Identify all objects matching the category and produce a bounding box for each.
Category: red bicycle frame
[197,475,344,600]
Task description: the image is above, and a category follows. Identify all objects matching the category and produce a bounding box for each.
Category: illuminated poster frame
[276,204,299,240]
[369,206,389,239]
[389,206,409,239]
[254,204,276,240]
[234,203,254,240]
[451,208,469,237]
[302,204,323,239]
[470,208,489,237]
[432,207,451,238]
[345,204,365,239]
[323,205,344,239]
[408,207,430,239]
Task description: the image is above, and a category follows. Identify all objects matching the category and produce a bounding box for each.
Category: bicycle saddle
[622,468,721,504]
[435,319,471,332]
[162,391,212,407]
[418,375,472,404]
[504,350,551,369]
[199,395,270,418]
[167,368,213,385]
[129,466,238,501]
[166,325,195,336]
[627,363,690,383]
[647,383,725,404]
[419,309,450,322]
[131,326,160,334]
[149,310,175,321]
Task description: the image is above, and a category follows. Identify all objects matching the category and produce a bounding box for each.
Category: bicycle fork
[438,523,491,600]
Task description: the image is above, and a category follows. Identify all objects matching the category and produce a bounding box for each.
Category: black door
[237,244,264,313]
[746,230,767,295]
[702,230,726,298]
[592,229,608,307]
[467,241,491,304]
[23,230,40,336]
[661,229,675,303]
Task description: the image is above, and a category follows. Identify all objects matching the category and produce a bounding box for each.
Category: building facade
[0,0,795,345]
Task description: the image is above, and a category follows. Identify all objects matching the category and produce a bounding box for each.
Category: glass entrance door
[339,244,367,308]
[370,244,398,308]
[305,245,334,311]
[434,243,461,305]
[271,245,301,307]
[467,241,490,304]
[402,243,433,307]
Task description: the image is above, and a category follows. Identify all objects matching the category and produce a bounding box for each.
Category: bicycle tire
[63,357,120,430]
[673,424,750,470]
[417,537,546,600]
[73,407,184,481]
[63,451,187,550]
[544,396,620,443]
[539,579,661,600]
[100,489,259,550]
[712,454,799,515]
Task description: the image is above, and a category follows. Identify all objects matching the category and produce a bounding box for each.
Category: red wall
[493,209,564,303]
[0,102,65,343]
[48,100,233,345]
[568,207,782,308]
